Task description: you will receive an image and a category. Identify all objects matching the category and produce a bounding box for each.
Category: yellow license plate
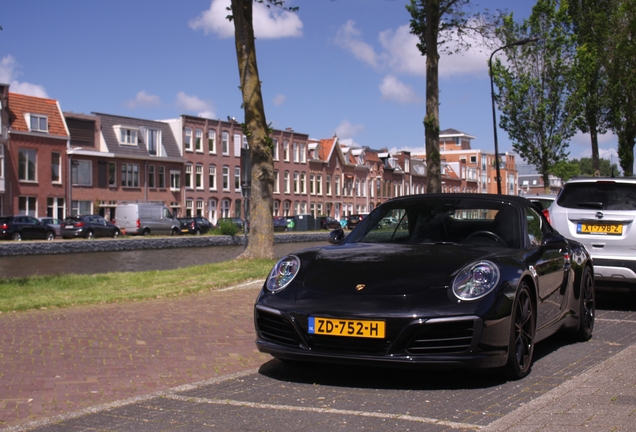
[577,223,623,235]
[308,317,385,338]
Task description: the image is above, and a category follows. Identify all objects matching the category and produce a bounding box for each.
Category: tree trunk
[425,0,441,194]
[231,0,275,259]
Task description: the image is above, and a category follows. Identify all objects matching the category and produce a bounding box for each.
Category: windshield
[345,197,521,249]
[557,182,636,210]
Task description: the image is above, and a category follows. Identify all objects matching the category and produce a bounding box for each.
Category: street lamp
[489,38,538,194]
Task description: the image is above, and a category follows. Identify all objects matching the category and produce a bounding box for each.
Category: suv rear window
[557,182,636,210]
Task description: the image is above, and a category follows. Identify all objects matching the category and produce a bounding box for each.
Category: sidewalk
[489,341,636,431]
[0,281,269,429]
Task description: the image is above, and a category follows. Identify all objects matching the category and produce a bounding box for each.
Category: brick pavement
[0,281,269,429]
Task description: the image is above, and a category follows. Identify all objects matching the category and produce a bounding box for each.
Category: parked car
[346,214,367,229]
[114,203,180,236]
[39,217,62,237]
[526,193,557,210]
[317,216,341,230]
[216,217,248,231]
[255,194,595,379]
[0,216,56,241]
[547,177,636,286]
[60,215,121,239]
[178,216,213,235]
[273,216,288,232]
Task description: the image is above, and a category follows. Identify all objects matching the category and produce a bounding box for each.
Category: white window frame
[71,159,92,186]
[195,128,203,152]
[284,171,290,193]
[19,148,37,182]
[234,166,241,191]
[185,163,193,189]
[147,128,161,156]
[51,152,61,183]
[196,164,203,189]
[222,131,230,155]
[27,114,48,133]
[209,165,217,191]
[170,170,181,191]
[272,139,279,161]
[115,125,138,146]
[208,129,216,153]
[121,163,139,188]
[184,127,193,151]
[273,170,280,194]
[222,166,230,191]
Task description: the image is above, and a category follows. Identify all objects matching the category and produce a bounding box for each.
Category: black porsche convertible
[254,194,595,379]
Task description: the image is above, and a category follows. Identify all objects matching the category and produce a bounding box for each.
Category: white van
[114,203,180,236]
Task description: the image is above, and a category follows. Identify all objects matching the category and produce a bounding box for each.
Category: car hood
[301,242,498,296]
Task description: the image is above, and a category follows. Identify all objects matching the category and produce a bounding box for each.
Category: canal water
[0,241,328,279]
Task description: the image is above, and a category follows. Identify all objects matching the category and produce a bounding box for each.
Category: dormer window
[114,125,138,145]
[28,114,48,133]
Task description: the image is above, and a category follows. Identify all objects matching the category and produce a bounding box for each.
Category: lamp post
[489,38,538,194]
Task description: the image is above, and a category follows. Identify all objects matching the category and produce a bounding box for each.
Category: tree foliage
[550,157,619,181]
[566,0,613,173]
[407,0,495,193]
[605,0,636,176]
[492,0,577,193]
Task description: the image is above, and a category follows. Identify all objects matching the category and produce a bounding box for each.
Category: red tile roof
[318,138,336,161]
[8,92,68,138]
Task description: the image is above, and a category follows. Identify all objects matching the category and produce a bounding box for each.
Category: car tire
[143,228,151,236]
[12,232,22,241]
[113,230,120,239]
[86,230,95,240]
[46,232,55,241]
[195,229,201,235]
[171,228,179,236]
[574,266,595,342]
[504,282,535,380]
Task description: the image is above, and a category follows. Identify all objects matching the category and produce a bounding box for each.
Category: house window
[185,163,193,189]
[235,199,242,218]
[283,200,291,216]
[300,143,306,163]
[185,199,193,217]
[71,200,92,216]
[283,140,290,161]
[147,129,159,156]
[170,170,181,190]
[196,164,203,189]
[310,174,315,195]
[317,175,322,195]
[234,167,241,191]
[209,165,217,190]
[300,173,306,194]
[273,200,280,216]
[51,152,61,183]
[222,166,230,191]
[336,177,341,196]
[222,131,229,155]
[158,166,165,188]
[284,171,290,193]
[208,129,216,153]
[293,172,299,193]
[148,165,155,188]
[273,170,280,194]
[18,148,37,181]
[71,160,92,186]
[293,142,299,162]
[109,162,117,187]
[326,175,332,195]
[121,163,139,187]
[233,134,242,157]
[196,199,204,216]
[208,199,217,222]
[272,139,279,160]
[119,128,138,145]
[18,196,37,216]
[221,199,231,218]
[47,197,65,219]
[195,129,203,152]
[29,114,48,132]
[184,127,193,151]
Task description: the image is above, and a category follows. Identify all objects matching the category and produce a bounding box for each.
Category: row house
[65,112,185,220]
[164,115,312,222]
[1,86,69,218]
[428,128,517,195]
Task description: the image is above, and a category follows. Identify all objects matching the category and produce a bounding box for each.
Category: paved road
[2,286,636,431]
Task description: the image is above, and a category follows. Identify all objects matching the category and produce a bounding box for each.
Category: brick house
[1,86,69,218]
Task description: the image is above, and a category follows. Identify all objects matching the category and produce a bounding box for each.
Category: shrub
[217,220,240,236]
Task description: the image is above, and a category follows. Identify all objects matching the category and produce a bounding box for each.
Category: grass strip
[0,258,276,312]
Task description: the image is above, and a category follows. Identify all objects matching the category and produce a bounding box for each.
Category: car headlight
[452,260,500,301]
[266,255,301,293]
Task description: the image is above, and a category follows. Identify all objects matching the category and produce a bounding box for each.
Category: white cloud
[335,119,364,143]
[273,94,286,106]
[175,91,216,118]
[334,20,382,69]
[190,0,302,40]
[335,21,490,80]
[379,75,422,104]
[0,55,48,98]
[124,91,162,109]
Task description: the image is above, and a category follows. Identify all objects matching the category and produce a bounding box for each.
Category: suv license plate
[308,317,385,338]
[577,223,623,235]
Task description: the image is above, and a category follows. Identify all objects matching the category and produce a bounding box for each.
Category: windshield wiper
[577,201,604,209]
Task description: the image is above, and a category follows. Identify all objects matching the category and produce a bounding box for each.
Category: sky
[1,0,621,169]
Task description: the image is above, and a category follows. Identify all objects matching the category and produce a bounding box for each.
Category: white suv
[547,177,636,285]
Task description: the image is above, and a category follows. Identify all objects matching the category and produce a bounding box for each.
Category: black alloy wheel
[113,230,120,239]
[46,232,55,241]
[574,266,595,342]
[505,282,535,380]
[171,228,179,236]
[86,230,95,240]
[12,232,22,241]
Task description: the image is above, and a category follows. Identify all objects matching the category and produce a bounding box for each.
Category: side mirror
[328,228,345,245]
[541,231,567,248]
